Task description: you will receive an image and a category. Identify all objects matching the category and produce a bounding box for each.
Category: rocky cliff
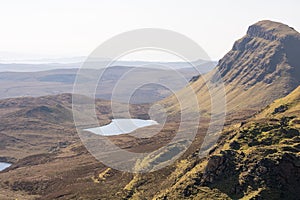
[163,20,300,120]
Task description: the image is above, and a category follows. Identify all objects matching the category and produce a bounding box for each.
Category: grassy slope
[153,86,300,200]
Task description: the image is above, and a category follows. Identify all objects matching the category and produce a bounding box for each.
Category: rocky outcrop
[202,150,238,184]
[197,116,300,199]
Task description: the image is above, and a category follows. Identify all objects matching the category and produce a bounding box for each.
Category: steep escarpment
[163,20,300,120]
[218,20,300,89]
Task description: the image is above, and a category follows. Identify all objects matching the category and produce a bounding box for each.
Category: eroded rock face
[216,20,300,89]
[247,24,279,41]
[272,104,288,114]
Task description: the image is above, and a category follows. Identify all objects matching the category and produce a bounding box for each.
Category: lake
[0,162,11,171]
[84,118,158,136]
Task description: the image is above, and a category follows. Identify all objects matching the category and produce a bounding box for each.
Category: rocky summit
[163,20,300,122]
[218,20,300,89]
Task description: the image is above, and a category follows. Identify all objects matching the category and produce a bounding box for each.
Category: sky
[0,0,299,61]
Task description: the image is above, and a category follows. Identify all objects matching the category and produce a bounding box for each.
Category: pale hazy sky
[0,0,299,61]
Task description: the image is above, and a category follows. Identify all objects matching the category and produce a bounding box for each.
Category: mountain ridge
[163,20,300,122]
[218,20,300,88]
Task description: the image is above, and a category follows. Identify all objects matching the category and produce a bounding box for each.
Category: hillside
[256,86,300,120]
[163,20,300,122]
[153,86,300,199]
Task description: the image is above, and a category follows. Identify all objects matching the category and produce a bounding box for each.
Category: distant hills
[0,59,216,104]
[0,58,216,72]
[0,65,214,103]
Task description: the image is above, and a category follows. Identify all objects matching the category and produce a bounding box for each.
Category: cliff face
[218,20,300,90]
[163,20,300,121]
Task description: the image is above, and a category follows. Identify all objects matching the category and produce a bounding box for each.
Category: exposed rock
[189,75,201,82]
[202,150,238,184]
[272,104,288,114]
[217,20,300,89]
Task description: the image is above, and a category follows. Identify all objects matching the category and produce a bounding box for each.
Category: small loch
[0,162,11,171]
[84,118,158,136]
